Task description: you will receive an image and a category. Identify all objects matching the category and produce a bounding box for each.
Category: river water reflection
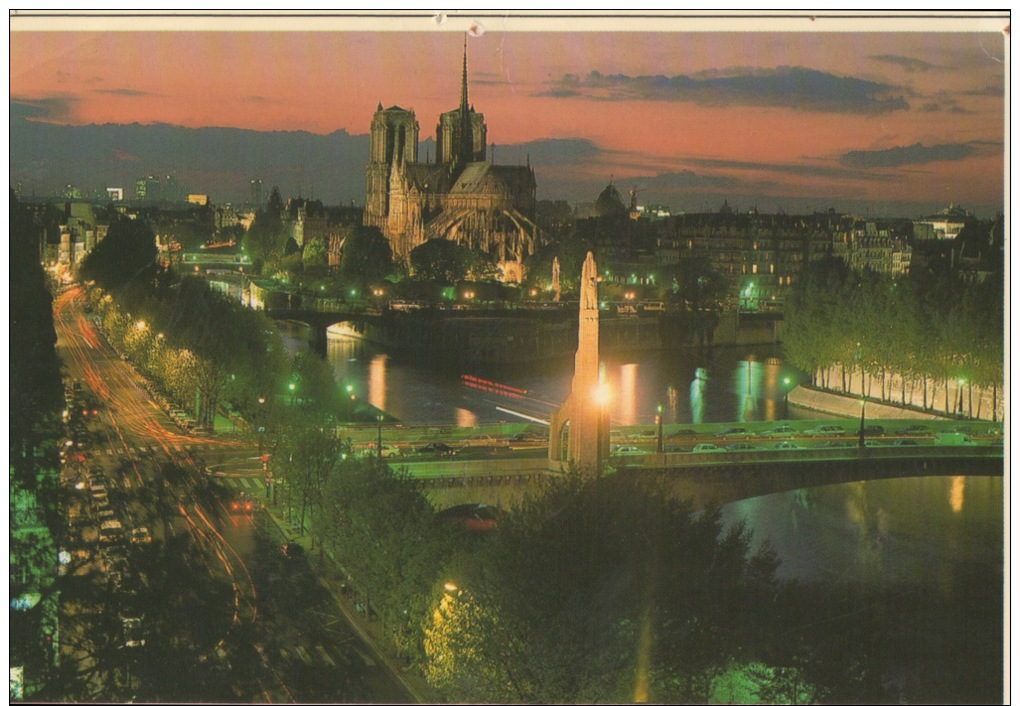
[719,474,1004,703]
[276,321,805,426]
[719,475,1003,585]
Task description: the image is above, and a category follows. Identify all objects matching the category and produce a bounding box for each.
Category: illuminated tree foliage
[421,471,791,703]
[301,236,329,274]
[783,255,1003,411]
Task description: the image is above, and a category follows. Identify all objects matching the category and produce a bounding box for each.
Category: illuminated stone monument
[549,251,610,471]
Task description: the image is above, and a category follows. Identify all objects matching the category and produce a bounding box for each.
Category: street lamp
[656,403,663,454]
[783,376,791,419]
[257,395,265,453]
[376,413,384,464]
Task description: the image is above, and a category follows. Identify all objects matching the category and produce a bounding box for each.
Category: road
[53,285,413,703]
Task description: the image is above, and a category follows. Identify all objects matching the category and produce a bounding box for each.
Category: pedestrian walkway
[789,385,944,420]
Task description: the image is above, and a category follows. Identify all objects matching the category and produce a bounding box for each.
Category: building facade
[363,41,538,275]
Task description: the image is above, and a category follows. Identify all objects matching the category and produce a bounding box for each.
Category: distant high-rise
[250,179,264,208]
[135,175,161,202]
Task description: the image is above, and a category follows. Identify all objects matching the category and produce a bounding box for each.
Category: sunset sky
[9,13,1008,216]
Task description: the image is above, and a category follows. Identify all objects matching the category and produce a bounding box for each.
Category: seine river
[277,320,1005,701]
[720,475,1004,703]
[277,320,806,427]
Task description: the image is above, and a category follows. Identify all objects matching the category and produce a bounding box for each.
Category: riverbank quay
[790,385,950,420]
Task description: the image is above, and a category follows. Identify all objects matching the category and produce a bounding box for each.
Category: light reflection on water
[719,474,1003,702]
[719,475,1003,586]
[272,320,803,426]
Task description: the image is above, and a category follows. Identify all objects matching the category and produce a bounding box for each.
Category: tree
[410,238,471,283]
[423,471,782,703]
[672,255,728,346]
[9,192,63,485]
[79,217,159,293]
[338,226,393,286]
[242,186,287,273]
[272,425,343,539]
[525,235,590,294]
[301,237,328,274]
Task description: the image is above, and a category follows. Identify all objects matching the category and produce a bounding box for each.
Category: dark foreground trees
[421,471,820,703]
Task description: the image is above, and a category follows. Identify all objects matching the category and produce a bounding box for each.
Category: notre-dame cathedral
[363,39,538,279]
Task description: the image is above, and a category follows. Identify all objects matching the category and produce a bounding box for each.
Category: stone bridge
[400,444,1003,512]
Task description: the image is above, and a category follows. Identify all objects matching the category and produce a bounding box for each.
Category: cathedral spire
[454,34,474,170]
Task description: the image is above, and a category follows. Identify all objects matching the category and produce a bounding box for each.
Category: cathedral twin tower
[364,39,538,274]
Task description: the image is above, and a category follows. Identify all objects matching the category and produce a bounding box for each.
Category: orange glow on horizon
[10,25,1005,213]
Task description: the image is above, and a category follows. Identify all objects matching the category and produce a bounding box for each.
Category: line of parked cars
[626,422,990,455]
[78,469,151,649]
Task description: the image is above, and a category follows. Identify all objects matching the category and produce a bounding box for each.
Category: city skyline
[9,12,1008,217]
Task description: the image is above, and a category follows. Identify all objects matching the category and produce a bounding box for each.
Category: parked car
[897,425,933,437]
[414,442,456,456]
[362,443,402,458]
[693,443,725,453]
[803,424,847,437]
[99,519,125,543]
[726,442,758,452]
[667,428,697,438]
[758,425,797,437]
[773,441,803,450]
[716,427,753,438]
[862,424,885,436]
[613,445,648,456]
[437,503,506,533]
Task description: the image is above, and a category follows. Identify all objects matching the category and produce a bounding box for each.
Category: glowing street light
[257,396,266,453]
[656,403,663,454]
